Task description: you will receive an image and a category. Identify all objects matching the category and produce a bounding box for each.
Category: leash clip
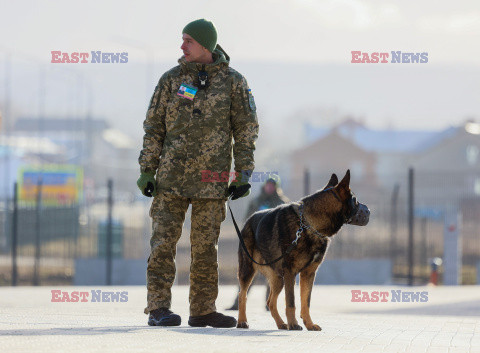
[293,228,303,245]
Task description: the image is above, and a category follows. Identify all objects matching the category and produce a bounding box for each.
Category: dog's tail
[237,219,257,286]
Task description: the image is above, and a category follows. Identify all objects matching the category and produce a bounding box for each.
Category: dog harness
[228,199,327,267]
[229,186,361,266]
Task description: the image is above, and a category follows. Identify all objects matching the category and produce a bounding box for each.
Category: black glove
[137,172,157,197]
[228,182,251,200]
[228,171,252,200]
[144,182,156,197]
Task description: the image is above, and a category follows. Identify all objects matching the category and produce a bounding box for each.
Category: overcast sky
[1,0,479,151]
[2,0,480,64]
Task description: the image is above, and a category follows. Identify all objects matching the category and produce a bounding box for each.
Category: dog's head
[321,170,370,227]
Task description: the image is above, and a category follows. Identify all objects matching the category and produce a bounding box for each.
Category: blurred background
[0,0,479,287]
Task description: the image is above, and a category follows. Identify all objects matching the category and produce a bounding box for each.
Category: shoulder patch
[248,89,256,112]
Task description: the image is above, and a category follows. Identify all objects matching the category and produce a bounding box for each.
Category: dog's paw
[236,321,249,329]
[288,323,303,331]
[277,323,288,330]
[306,324,322,331]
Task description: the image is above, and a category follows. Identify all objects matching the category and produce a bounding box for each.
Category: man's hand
[137,172,157,197]
[228,171,252,200]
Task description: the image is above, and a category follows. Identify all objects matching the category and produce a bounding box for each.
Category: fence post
[72,205,79,259]
[408,168,414,286]
[420,217,427,278]
[33,177,42,286]
[390,183,400,267]
[106,179,113,285]
[11,182,18,286]
[443,209,462,285]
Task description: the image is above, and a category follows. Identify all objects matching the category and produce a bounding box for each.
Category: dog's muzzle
[347,203,370,226]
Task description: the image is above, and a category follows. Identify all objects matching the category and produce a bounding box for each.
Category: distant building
[411,122,480,206]
[1,117,138,197]
[0,135,65,198]
[289,127,377,199]
[289,119,480,208]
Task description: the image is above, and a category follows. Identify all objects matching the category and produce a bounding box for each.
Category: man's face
[181,33,208,62]
[264,182,276,195]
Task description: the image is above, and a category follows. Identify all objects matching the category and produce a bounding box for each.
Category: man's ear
[322,173,338,190]
[336,170,351,197]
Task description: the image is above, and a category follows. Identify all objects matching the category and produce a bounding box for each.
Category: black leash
[227,201,298,266]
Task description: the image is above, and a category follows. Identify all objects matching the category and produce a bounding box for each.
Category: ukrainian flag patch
[177,83,198,100]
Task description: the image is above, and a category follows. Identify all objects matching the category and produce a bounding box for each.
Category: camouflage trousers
[144,192,226,316]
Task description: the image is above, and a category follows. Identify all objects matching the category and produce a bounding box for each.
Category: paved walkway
[1,285,479,352]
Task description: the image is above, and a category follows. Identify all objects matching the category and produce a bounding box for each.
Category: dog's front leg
[300,269,321,331]
[284,270,302,330]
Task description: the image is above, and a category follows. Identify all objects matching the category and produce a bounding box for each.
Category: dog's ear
[323,173,338,190]
[336,170,351,197]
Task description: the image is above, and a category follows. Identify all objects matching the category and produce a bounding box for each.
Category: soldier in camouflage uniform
[244,177,290,218]
[137,19,259,328]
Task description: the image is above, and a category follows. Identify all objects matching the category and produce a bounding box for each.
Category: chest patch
[177,83,198,100]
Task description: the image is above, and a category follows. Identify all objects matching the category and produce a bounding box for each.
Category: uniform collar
[178,46,229,75]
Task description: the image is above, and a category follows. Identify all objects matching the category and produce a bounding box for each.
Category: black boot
[188,312,237,328]
[148,308,181,326]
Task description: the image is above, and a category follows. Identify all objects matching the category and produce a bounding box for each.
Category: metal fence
[0,180,151,285]
[287,169,480,285]
[0,168,479,286]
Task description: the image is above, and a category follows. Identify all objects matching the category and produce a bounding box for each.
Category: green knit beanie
[182,19,217,52]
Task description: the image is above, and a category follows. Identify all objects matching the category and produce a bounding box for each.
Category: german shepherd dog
[236,170,369,331]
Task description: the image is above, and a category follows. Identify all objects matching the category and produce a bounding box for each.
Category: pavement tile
[1,285,479,352]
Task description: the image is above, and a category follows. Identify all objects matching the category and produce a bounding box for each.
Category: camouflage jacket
[139,47,259,199]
